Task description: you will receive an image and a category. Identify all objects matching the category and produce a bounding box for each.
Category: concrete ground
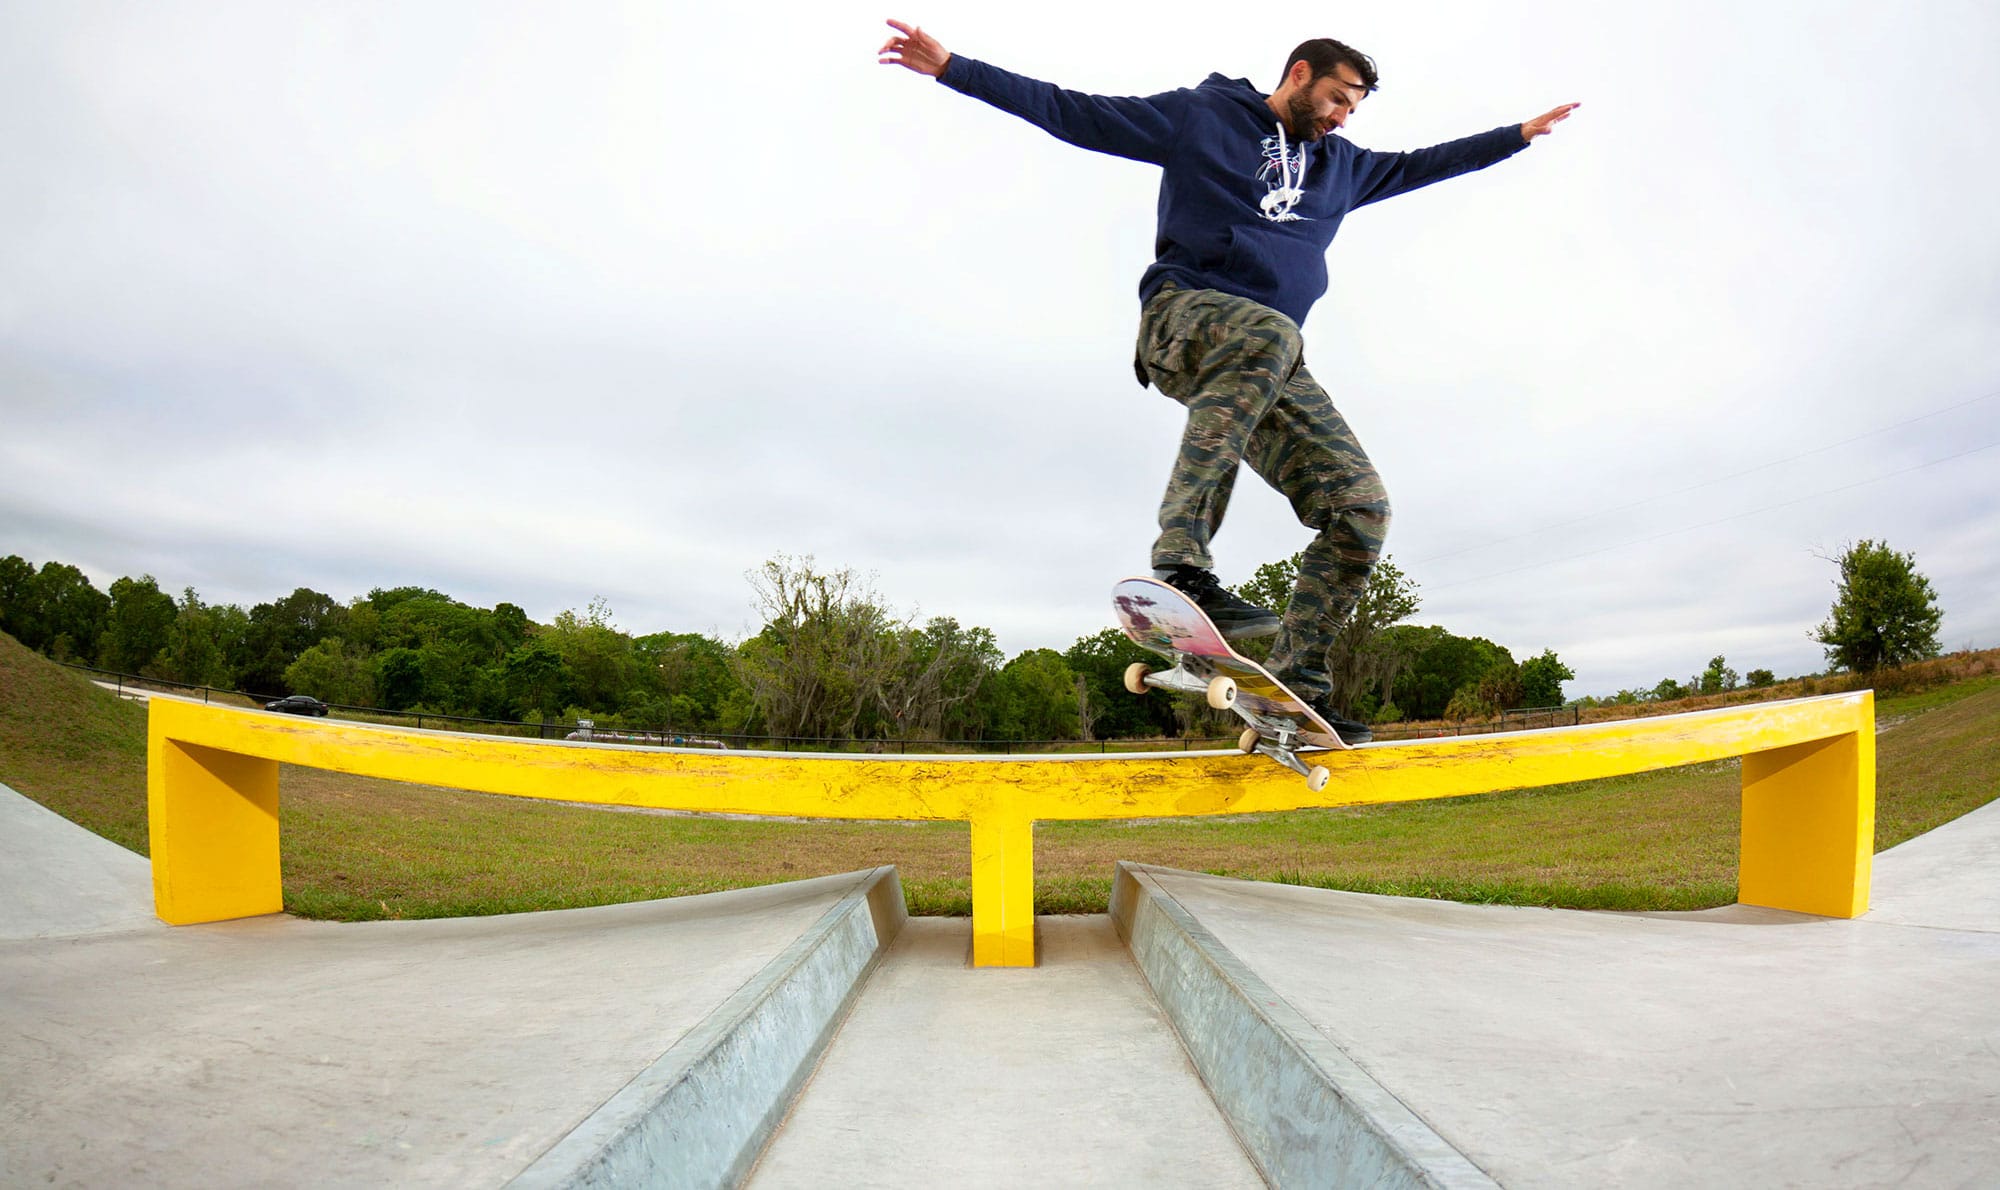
[7,770,1998,1187]
[0,784,159,941]
[1145,798,2000,1187]
[0,783,873,1188]
[747,916,1261,1188]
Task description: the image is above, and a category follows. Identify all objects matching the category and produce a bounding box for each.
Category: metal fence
[1369,704,1581,741]
[69,664,238,706]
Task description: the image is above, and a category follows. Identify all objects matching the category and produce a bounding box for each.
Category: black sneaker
[1293,692,1373,745]
[1154,565,1281,640]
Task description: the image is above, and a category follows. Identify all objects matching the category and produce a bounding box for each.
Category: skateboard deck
[1111,577,1349,787]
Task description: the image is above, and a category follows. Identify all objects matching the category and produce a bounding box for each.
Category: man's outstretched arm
[1348,100,1579,208]
[878,18,1183,166]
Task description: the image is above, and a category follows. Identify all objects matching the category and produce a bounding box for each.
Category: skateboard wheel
[1205,676,1237,710]
[1306,765,1330,793]
[1124,662,1152,695]
[1238,727,1261,754]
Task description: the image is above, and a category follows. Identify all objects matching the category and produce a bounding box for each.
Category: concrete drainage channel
[513,861,1483,1189]
[1110,862,1497,1189]
[510,866,908,1190]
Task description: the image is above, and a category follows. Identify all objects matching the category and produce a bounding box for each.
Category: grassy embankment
[3,631,1995,921]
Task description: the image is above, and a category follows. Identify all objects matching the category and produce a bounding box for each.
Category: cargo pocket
[1134,295,1202,400]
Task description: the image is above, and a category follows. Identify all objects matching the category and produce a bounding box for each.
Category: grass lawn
[4,633,1995,920]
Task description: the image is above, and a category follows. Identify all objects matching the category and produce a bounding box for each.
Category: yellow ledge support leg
[1738,696,1875,918]
[970,811,1036,967]
[149,733,282,925]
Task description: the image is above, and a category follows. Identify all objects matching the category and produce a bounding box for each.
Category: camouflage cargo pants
[1133,284,1390,700]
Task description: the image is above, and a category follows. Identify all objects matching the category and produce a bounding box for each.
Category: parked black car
[264,694,330,717]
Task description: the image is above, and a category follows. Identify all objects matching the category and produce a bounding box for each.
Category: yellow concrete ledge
[147,692,1875,966]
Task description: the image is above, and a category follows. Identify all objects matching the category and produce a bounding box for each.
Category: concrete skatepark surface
[747,916,1262,1187]
[1140,798,2000,1187]
[0,784,159,941]
[4,778,1999,1186]
[0,781,880,1187]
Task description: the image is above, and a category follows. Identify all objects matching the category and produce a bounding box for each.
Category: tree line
[1,550,1574,742]
[1,539,1939,743]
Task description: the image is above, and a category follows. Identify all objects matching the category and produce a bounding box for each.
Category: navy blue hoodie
[940,55,1530,327]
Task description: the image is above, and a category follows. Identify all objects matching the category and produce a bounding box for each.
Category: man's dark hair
[1281,39,1379,92]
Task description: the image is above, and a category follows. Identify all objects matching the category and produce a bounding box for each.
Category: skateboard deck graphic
[1111,577,1349,788]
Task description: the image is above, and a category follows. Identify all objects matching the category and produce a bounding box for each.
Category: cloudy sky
[3,0,1996,698]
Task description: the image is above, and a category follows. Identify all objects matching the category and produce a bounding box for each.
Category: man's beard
[1284,92,1326,141]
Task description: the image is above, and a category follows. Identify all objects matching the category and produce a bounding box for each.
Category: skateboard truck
[1123,661,1237,708]
[1246,726,1331,792]
[1125,661,1332,792]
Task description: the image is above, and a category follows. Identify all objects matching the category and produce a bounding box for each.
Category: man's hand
[1521,102,1580,142]
[879,19,950,78]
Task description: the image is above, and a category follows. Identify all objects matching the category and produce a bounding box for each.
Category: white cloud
[2,0,1996,701]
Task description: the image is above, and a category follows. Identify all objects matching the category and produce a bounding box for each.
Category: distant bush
[1443,689,1495,723]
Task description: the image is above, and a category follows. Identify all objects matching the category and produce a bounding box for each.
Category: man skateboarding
[880,21,1577,743]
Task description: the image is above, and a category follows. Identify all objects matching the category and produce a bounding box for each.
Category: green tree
[239,587,345,693]
[1813,539,1943,673]
[1235,556,1299,617]
[1443,688,1495,723]
[978,648,1082,742]
[1323,557,1420,717]
[366,585,454,615]
[1475,662,1524,714]
[339,598,382,651]
[1518,649,1574,707]
[1652,677,1687,702]
[27,561,110,662]
[1385,626,1516,720]
[633,631,742,730]
[1745,668,1775,688]
[880,617,1001,741]
[99,575,177,674]
[0,555,35,644]
[1697,655,1739,695]
[733,555,904,742]
[491,602,530,653]
[284,639,377,705]
[154,587,234,686]
[501,637,567,720]
[373,647,438,711]
[366,591,514,715]
[549,598,638,715]
[1063,627,1176,739]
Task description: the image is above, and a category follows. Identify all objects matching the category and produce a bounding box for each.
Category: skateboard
[1111,576,1349,791]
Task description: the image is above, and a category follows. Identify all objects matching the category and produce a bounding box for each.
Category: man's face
[1284,65,1367,141]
